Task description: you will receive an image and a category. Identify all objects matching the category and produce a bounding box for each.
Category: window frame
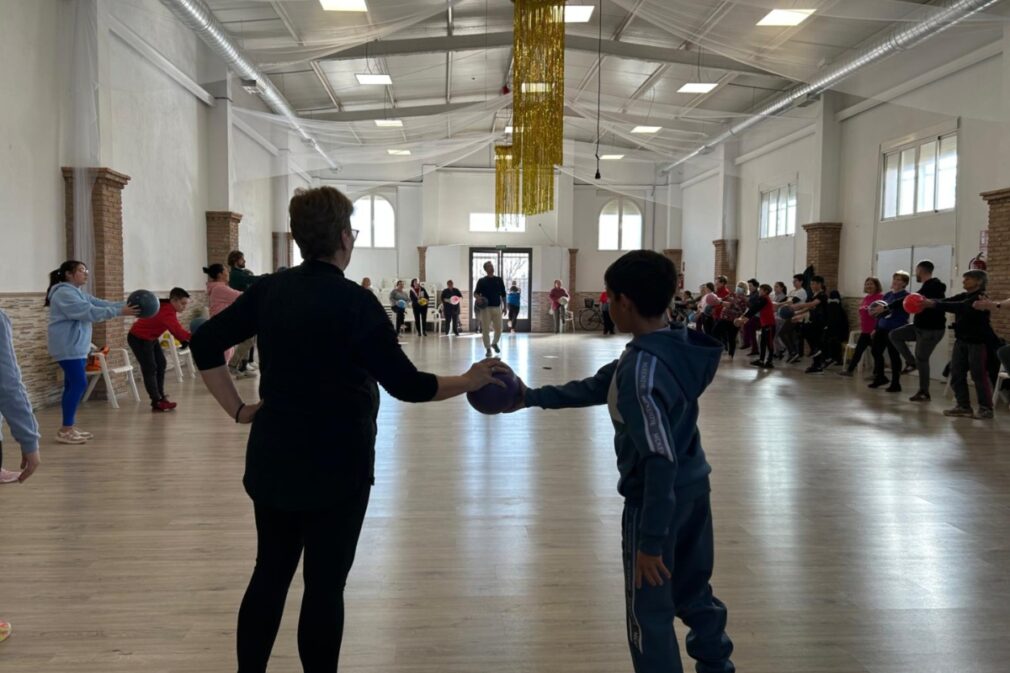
[351,193,397,249]
[597,197,643,252]
[880,130,958,222]
[758,183,797,240]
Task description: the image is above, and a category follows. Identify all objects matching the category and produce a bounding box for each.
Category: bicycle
[578,298,603,331]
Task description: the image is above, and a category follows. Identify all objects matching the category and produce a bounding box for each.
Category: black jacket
[934,290,995,345]
[886,278,946,330]
[191,261,438,510]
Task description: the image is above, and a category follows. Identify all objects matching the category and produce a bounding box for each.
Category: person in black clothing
[190,186,506,673]
[921,269,995,419]
[823,290,850,368]
[888,260,947,402]
[474,262,507,357]
[409,278,430,336]
[441,280,462,335]
[792,275,829,372]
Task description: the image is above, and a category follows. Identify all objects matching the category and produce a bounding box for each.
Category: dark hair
[483,261,494,272]
[759,284,772,294]
[447,279,454,285]
[717,275,728,284]
[811,275,826,287]
[705,282,716,292]
[793,274,805,282]
[774,281,787,293]
[45,260,86,306]
[604,251,677,318]
[916,260,935,273]
[226,250,245,267]
[289,187,354,261]
[203,263,226,279]
[169,287,191,301]
[964,269,988,289]
[410,278,419,288]
[747,278,759,287]
[866,276,883,294]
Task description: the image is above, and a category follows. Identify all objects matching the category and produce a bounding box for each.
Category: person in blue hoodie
[1,307,42,643]
[867,270,911,392]
[506,250,734,673]
[45,260,138,444]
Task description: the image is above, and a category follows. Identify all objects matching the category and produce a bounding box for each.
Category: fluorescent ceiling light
[564,5,595,22]
[600,154,624,160]
[504,125,525,134]
[387,149,411,156]
[757,9,815,26]
[678,82,719,94]
[374,119,403,127]
[320,0,368,11]
[631,126,661,134]
[521,82,551,93]
[355,73,392,85]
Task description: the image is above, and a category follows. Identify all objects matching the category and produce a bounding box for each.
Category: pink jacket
[207,281,241,317]
[858,292,884,333]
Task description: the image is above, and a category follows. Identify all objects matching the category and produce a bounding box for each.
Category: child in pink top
[840,277,883,377]
[204,264,243,362]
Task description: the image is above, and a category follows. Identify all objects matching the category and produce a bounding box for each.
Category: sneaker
[750,360,764,367]
[761,362,775,369]
[492,344,500,353]
[0,619,11,642]
[0,469,22,484]
[160,398,178,410]
[788,353,802,364]
[805,365,824,374]
[838,369,854,378]
[56,430,88,445]
[234,369,256,379]
[975,407,994,420]
[245,362,259,372]
[868,379,889,389]
[885,384,902,393]
[152,399,173,412]
[943,406,975,418]
[901,364,916,374]
[486,349,492,358]
[74,428,94,439]
[909,392,931,402]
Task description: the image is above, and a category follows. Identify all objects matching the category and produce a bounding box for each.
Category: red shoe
[152,399,173,412]
[160,397,178,410]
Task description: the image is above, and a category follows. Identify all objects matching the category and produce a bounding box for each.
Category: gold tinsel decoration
[495,145,521,230]
[511,0,565,217]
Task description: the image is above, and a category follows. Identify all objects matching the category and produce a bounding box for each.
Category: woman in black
[190,186,505,673]
[409,278,430,336]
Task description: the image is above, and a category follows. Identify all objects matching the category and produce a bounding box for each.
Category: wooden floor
[3,332,1010,672]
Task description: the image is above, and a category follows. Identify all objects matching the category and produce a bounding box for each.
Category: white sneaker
[74,428,94,439]
[245,362,258,372]
[0,469,22,484]
[56,429,88,445]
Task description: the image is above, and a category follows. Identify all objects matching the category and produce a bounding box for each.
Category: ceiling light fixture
[387,149,411,156]
[374,119,403,127]
[564,5,594,23]
[320,0,368,11]
[678,82,719,94]
[757,9,815,26]
[631,126,661,134]
[355,73,392,85]
[520,82,551,93]
[600,154,624,160]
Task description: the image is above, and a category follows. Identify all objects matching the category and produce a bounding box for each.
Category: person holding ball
[127,288,192,412]
[409,278,430,337]
[441,280,462,336]
[45,261,139,444]
[504,250,735,673]
[389,281,409,335]
[190,186,506,673]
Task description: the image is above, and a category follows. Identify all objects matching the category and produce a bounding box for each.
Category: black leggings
[601,308,615,335]
[872,328,901,383]
[758,325,776,364]
[712,319,739,357]
[393,307,405,334]
[412,307,428,334]
[846,333,873,372]
[237,486,371,673]
[127,333,166,403]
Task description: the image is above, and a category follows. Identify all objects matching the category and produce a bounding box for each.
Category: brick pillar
[713,239,737,284]
[802,222,843,291]
[206,211,242,266]
[417,246,428,282]
[273,232,292,270]
[663,248,684,289]
[568,248,578,294]
[61,167,130,352]
[981,189,1010,337]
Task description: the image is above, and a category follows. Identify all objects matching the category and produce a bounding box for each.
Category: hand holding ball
[419,297,428,307]
[128,289,160,318]
[450,296,461,306]
[903,293,926,315]
[466,367,522,415]
[777,305,795,320]
[397,299,407,310]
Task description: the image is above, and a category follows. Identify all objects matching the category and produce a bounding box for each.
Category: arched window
[351,194,396,248]
[598,198,642,251]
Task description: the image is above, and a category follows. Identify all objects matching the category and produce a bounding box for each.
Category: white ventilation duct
[663,0,1003,172]
[159,0,336,169]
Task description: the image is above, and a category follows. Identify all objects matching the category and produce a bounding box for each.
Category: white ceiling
[204,0,944,157]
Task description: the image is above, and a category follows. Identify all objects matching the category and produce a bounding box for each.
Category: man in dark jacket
[889,260,947,402]
[922,269,995,419]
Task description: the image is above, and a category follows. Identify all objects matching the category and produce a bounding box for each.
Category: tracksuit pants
[950,341,993,411]
[622,494,735,673]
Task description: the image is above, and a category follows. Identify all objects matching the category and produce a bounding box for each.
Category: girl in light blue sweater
[46,261,137,444]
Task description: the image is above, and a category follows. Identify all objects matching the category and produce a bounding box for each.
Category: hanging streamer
[495,145,521,230]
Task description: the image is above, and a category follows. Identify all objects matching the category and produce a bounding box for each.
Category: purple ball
[466,370,520,415]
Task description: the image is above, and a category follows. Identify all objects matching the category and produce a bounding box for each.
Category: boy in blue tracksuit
[508,250,734,673]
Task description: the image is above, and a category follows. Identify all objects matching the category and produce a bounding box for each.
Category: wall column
[982,188,1010,337]
[568,248,578,294]
[713,239,737,284]
[802,222,843,290]
[417,246,428,282]
[206,211,242,266]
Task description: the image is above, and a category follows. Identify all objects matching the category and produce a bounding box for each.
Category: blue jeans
[622,493,735,673]
[59,359,88,427]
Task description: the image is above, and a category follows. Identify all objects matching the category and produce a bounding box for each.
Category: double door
[469,247,533,332]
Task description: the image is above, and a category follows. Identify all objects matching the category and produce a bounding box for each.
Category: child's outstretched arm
[517,359,618,410]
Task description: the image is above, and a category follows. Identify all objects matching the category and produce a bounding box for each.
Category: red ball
[903,293,926,315]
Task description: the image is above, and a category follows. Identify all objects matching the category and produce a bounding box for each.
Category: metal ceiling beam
[319,33,778,77]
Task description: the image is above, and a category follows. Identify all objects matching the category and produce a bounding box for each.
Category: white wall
[232,128,274,275]
[680,175,720,292]
[0,0,65,291]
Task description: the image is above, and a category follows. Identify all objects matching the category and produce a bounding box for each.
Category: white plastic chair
[162,332,196,382]
[561,310,576,334]
[997,364,1010,409]
[83,344,141,409]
